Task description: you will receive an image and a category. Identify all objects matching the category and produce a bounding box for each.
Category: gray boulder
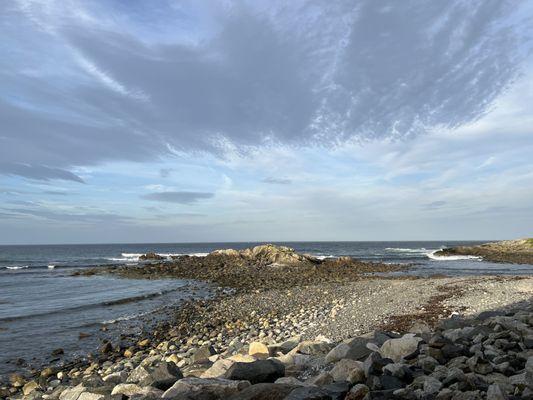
[225,359,285,384]
[162,377,251,399]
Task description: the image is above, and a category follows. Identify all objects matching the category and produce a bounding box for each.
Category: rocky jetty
[77,244,406,292]
[4,300,532,400]
[435,239,533,265]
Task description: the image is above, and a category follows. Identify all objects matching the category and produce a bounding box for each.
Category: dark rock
[441,344,465,360]
[321,382,350,400]
[192,345,216,364]
[345,384,369,400]
[225,359,285,384]
[51,348,64,356]
[486,383,508,400]
[379,375,405,390]
[363,352,391,377]
[139,252,164,261]
[148,361,184,390]
[284,386,334,400]
[228,383,296,400]
[99,341,113,354]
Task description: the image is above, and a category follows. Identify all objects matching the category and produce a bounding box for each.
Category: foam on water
[426,250,483,261]
[385,247,429,253]
[5,266,29,270]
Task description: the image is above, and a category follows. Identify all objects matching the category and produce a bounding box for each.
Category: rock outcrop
[435,238,533,264]
[139,252,165,261]
[210,244,318,266]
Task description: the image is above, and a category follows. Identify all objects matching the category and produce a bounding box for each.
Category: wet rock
[99,341,113,354]
[225,359,285,384]
[52,348,65,356]
[22,381,40,396]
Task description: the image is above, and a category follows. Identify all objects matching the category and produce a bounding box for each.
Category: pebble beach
[2,245,533,399]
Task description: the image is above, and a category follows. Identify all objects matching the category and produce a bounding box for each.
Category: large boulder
[228,383,297,400]
[201,359,235,378]
[162,377,251,399]
[325,337,373,363]
[330,359,364,382]
[225,359,285,384]
[379,334,422,362]
[127,361,183,390]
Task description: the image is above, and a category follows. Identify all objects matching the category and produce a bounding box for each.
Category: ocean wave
[107,252,209,262]
[315,255,335,260]
[385,247,429,253]
[5,266,29,270]
[48,265,55,269]
[427,250,482,261]
[101,307,166,324]
[0,288,179,322]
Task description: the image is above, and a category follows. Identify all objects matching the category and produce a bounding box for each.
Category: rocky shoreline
[434,239,533,265]
[2,245,533,399]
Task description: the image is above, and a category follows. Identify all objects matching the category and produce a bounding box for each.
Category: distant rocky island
[434,238,533,265]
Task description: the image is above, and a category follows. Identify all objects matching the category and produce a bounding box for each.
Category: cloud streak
[0,0,528,182]
[141,191,214,204]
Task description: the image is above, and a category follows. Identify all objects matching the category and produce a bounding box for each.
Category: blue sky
[1,0,533,244]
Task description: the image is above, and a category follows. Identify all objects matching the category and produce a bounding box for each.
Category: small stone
[306,372,334,386]
[192,344,216,364]
[99,341,113,354]
[249,342,270,357]
[22,381,40,396]
[41,367,55,378]
[486,383,508,400]
[345,384,369,400]
[423,376,443,395]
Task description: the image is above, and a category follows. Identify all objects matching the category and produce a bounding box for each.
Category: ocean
[1,241,532,378]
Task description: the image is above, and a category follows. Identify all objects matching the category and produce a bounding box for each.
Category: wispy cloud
[141,191,214,204]
[261,177,292,185]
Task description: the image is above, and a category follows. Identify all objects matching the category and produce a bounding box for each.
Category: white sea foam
[427,250,482,261]
[6,266,29,270]
[108,252,209,262]
[385,247,428,253]
[315,255,335,260]
[47,265,55,269]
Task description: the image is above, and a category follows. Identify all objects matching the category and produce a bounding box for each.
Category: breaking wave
[427,250,482,261]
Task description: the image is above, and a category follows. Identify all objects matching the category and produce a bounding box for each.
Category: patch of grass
[525,238,533,246]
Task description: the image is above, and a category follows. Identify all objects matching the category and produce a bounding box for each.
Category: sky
[1,0,533,244]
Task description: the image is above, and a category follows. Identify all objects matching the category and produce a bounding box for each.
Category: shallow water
[0,241,531,377]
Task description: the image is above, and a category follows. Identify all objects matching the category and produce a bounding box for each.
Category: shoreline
[3,271,532,398]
